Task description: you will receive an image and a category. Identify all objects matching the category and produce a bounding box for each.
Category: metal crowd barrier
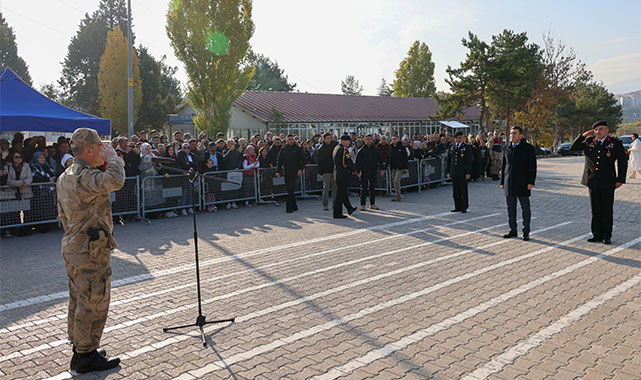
[110,176,140,217]
[141,174,201,217]
[419,157,443,189]
[201,169,257,208]
[256,167,303,205]
[302,164,323,195]
[0,182,58,229]
[400,160,420,192]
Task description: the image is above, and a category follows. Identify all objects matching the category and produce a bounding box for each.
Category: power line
[1,6,69,37]
[54,0,86,15]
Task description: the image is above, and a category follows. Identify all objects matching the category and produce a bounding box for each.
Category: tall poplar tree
[167,0,254,136]
[393,41,436,98]
[98,26,142,136]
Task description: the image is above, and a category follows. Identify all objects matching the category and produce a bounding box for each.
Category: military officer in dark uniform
[446,131,473,213]
[570,120,627,244]
[333,135,357,219]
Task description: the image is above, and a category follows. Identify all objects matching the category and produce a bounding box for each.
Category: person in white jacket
[628,133,641,179]
[242,145,260,207]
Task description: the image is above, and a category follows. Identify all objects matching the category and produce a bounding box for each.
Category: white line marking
[1,217,513,363]
[315,236,641,380]
[462,239,641,380]
[40,223,572,380]
[167,227,584,380]
[1,214,500,334]
[0,211,455,312]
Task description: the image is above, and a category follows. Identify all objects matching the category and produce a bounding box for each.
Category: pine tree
[377,78,393,97]
[341,75,363,95]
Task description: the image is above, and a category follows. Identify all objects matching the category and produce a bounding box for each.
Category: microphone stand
[156,163,239,347]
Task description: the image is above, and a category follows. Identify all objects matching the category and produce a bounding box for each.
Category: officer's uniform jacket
[446,143,473,179]
[57,156,125,254]
[570,135,627,188]
[334,145,355,182]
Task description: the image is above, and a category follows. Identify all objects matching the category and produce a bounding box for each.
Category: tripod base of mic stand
[163,315,235,347]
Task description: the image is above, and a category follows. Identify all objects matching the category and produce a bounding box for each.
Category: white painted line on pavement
[167,227,585,380]
[2,216,512,363]
[2,214,501,334]
[0,211,455,312]
[42,222,574,380]
[462,239,641,380]
[315,236,641,380]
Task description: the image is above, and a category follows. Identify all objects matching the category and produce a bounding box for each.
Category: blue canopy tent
[0,67,111,135]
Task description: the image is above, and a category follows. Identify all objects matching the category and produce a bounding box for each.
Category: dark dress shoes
[522,235,530,241]
[603,238,612,245]
[73,350,120,373]
[461,209,467,213]
[333,215,347,219]
[348,207,357,216]
[587,237,603,243]
[503,231,518,239]
[450,209,460,213]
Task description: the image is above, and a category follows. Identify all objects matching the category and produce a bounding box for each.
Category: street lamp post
[127,0,134,138]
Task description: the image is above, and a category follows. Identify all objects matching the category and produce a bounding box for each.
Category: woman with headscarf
[242,145,259,207]
[1,150,33,234]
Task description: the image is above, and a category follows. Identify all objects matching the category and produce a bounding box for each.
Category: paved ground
[0,156,640,380]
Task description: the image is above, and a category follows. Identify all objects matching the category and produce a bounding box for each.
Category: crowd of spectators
[0,128,505,235]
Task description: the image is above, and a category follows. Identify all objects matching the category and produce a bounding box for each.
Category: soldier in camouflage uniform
[57,128,124,373]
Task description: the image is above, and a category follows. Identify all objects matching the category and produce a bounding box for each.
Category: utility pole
[127,0,134,138]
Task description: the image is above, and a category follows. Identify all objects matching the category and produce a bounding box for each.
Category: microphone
[146,156,176,164]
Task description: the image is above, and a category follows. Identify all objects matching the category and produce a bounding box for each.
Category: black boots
[503,230,518,239]
[71,349,120,373]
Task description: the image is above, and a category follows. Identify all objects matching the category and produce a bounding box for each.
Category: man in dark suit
[570,120,627,244]
[500,126,537,241]
[275,135,305,213]
[333,135,357,219]
[355,134,384,210]
[446,131,473,213]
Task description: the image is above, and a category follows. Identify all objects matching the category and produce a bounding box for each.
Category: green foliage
[59,0,130,115]
[0,12,32,85]
[393,40,435,98]
[98,26,142,136]
[377,78,393,97]
[136,46,182,131]
[268,107,286,133]
[167,0,255,137]
[441,32,491,127]
[341,75,363,95]
[247,52,296,92]
[486,30,542,129]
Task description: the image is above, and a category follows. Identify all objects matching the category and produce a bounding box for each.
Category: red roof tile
[234,91,480,123]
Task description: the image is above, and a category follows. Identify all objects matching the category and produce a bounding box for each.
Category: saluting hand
[582,129,594,138]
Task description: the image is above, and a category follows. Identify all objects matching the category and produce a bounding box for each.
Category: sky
[2,0,640,96]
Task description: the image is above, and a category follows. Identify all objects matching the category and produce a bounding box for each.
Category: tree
[393,41,436,98]
[377,78,393,97]
[136,46,182,130]
[341,75,363,95]
[59,0,130,115]
[486,30,542,131]
[268,107,286,134]
[0,12,32,85]
[440,32,491,128]
[167,0,254,137]
[40,83,63,103]
[247,52,296,92]
[98,26,142,136]
[513,33,587,146]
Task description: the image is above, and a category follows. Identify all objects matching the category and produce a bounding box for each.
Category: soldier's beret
[591,120,608,129]
[340,135,351,141]
[70,128,102,150]
[454,131,464,137]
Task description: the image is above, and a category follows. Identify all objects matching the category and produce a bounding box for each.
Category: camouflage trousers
[63,233,112,353]
[488,150,502,176]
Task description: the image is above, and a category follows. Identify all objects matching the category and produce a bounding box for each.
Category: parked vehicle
[557,143,581,156]
[620,135,632,150]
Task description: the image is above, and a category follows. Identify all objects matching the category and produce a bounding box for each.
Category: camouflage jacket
[57,156,125,254]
